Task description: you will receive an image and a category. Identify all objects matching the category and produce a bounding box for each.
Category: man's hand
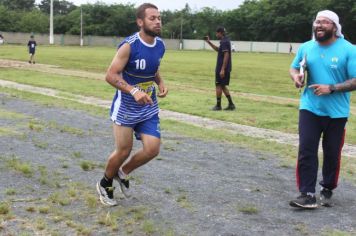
[309,84,332,96]
[219,69,225,79]
[291,73,305,88]
[132,90,153,105]
[157,83,168,98]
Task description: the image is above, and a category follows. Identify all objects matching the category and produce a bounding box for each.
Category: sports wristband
[129,87,139,96]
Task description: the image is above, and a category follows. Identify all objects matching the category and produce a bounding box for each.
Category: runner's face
[141,8,161,37]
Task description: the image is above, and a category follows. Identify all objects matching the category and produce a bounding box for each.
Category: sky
[36,0,244,11]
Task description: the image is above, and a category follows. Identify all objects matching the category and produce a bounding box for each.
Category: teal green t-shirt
[291,38,356,118]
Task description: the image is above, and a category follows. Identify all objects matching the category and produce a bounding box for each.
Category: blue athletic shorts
[120,114,160,140]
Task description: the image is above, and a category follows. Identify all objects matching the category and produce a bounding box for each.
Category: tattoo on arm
[335,78,356,92]
[117,81,127,88]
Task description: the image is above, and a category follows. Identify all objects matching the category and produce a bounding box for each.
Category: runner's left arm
[155,70,168,98]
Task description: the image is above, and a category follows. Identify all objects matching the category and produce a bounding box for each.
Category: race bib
[136,81,154,96]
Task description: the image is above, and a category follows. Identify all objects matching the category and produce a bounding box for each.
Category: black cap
[216,26,226,33]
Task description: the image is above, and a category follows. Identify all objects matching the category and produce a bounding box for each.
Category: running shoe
[289,193,317,209]
[96,182,117,206]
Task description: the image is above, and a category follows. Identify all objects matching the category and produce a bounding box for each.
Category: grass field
[0,45,355,143]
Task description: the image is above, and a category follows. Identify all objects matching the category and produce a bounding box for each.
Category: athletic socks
[216,97,222,107]
[100,174,113,188]
[226,95,234,105]
[118,168,128,179]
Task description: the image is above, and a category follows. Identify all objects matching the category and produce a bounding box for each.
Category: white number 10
[135,59,146,70]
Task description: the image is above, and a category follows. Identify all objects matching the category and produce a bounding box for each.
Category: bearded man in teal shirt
[289,10,356,209]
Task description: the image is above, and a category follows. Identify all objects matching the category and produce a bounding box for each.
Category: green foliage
[0,7,48,33]
[0,202,10,215]
[6,155,34,177]
[0,0,35,10]
[0,1,355,42]
[324,0,356,42]
[17,9,49,33]
[38,0,77,15]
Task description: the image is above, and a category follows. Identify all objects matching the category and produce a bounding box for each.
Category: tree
[0,0,35,10]
[325,0,356,42]
[17,10,49,33]
[193,7,224,39]
[38,0,76,15]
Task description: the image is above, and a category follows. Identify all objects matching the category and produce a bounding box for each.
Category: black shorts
[29,50,35,55]
[215,71,231,86]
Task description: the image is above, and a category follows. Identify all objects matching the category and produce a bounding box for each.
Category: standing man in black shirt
[27,35,37,64]
[204,27,235,111]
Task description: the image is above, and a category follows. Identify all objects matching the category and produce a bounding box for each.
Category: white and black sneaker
[114,175,131,198]
[289,193,317,209]
[320,187,333,207]
[96,182,118,206]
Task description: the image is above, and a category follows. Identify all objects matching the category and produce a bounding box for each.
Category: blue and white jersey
[110,32,165,125]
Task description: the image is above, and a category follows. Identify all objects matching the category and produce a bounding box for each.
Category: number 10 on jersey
[135,59,146,70]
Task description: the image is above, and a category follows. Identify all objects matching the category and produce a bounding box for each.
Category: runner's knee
[115,148,131,159]
[143,146,159,158]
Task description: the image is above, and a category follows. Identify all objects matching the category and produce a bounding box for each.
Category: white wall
[1,31,301,53]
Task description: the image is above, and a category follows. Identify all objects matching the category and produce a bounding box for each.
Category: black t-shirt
[28,40,37,52]
[216,36,231,72]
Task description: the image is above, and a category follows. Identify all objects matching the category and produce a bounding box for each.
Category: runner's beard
[143,25,161,37]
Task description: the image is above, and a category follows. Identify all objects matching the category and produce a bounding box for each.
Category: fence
[0,31,301,53]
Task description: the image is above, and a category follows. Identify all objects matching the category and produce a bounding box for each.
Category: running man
[204,27,235,111]
[96,3,168,206]
[289,10,356,209]
[27,35,36,64]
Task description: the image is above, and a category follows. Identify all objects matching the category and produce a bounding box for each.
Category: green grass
[0,202,10,215]
[1,68,355,142]
[5,155,34,177]
[0,69,111,100]
[0,45,354,143]
[1,45,354,100]
[0,45,113,72]
[237,204,259,214]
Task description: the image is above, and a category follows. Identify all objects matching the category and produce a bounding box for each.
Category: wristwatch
[329,84,336,94]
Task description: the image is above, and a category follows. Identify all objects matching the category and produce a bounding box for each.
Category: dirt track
[1,93,355,235]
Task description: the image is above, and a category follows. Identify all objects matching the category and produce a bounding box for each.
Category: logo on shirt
[330,57,339,69]
[331,57,339,63]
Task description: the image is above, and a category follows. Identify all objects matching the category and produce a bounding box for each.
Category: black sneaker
[289,193,317,209]
[320,187,333,207]
[114,175,131,198]
[28,61,31,64]
[211,105,222,111]
[224,104,236,111]
[96,182,117,206]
